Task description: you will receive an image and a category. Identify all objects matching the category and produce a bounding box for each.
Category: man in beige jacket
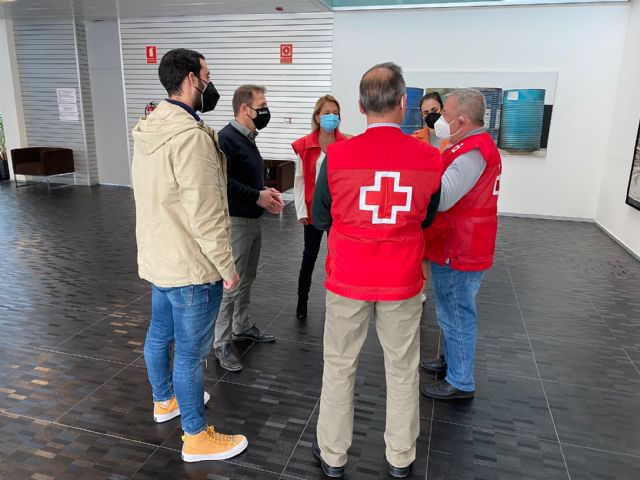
[131,48,247,463]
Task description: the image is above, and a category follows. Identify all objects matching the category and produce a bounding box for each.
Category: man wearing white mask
[420,88,502,401]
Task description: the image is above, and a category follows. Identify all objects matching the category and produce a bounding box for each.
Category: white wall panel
[119,12,333,163]
[12,19,99,185]
[332,6,629,220]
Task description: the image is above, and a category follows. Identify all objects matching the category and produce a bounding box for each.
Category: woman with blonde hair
[291,94,350,319]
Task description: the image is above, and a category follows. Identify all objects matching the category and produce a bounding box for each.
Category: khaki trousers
[317,290,422,468]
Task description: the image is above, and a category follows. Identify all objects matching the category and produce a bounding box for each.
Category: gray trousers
[214,216,262,348]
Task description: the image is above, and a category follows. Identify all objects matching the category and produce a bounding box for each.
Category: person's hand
[268,188,285,209]
[223,273,240,290]
[266,203,284,215]
[257,188,284,214]
[257,189,282,211]
[299,218,309,225]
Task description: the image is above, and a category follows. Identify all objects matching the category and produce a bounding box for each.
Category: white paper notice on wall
[57,88,79,122]
[507,91,519,101]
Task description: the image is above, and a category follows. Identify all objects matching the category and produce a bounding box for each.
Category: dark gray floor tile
[133,450,281,479]
[223,340,323,398]
[476,303,527,336]
[0,303,108,348]
[58,365,186,447]
[514,288,597,318]
[545,382,640,456]
[563,444,640,480]
[161,381,317,473]
[0,412,49,462]
[432,370,557,441]
[0,344,123,421]
[1,186,640,479]
[117,292,151,319]
[283,406,430,479]
[474,332,538,378]
[52,313,147,363]
[523,310,617,347]
[226,340,395,412]
[0,422,155,480]
[427,420,568,480]
[2,275,148,316]
[531,338,640,394]
[477,279,518,306]
[603,316,640,356]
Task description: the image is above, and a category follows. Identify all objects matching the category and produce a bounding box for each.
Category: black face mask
[424,112,441,129]
[248,106,271,130]
[195,80,220,113]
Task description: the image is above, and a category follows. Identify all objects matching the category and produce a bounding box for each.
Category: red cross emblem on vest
[359,171,413,224]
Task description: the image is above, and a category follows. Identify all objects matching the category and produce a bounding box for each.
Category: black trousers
[297,224,325,298]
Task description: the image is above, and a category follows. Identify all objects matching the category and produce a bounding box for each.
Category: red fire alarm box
[280,44,292,64]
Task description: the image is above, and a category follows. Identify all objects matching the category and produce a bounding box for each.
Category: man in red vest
[420,88,502,401]
[311,63,442,479]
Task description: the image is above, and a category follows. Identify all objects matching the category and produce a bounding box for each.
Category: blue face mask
[319,114,340,133]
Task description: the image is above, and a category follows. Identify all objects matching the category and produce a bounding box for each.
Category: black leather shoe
[421,380,474,400]
[386,459,412,478]
[232,325,275,343]
[420,354,447,374]
[296,296,308,320]
[214,345,242,372]
[312,438,344,478]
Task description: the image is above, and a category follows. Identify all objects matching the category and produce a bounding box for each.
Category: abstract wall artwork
[402,71,558,157]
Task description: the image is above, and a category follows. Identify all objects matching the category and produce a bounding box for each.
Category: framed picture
[626,121,640,211]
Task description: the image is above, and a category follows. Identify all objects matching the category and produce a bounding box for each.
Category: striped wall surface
[12,19,99,185]
[73,20,99,185]
[119,12,334,163]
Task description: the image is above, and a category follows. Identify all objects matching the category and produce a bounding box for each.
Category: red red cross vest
[326,126,442,301]
[423,131,502,271]
[292,129,349,224]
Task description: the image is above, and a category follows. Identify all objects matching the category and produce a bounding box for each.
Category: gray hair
[232,84,266,116]
[448,88,486,126]
[359,62,406,114]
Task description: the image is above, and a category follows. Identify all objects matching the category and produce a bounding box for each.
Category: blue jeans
[430,263,485,392]
[144,282,222,435]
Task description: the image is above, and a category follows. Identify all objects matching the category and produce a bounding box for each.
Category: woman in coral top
[412,91,450,152]
[291,95,349,319]
[412,92,450,302]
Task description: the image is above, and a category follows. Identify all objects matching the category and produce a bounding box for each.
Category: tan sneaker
[182,426,248,462]
[153,392,211,423]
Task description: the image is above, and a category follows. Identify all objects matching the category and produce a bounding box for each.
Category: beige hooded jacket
[131,101,236,287]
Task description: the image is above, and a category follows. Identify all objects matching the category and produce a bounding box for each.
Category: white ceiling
[0,0,331,20]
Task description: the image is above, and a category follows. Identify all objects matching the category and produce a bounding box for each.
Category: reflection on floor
[0,182,639,479]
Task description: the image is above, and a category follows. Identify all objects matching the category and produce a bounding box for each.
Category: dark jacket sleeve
[422,187,441,229]
[311,158,332,231]
[219,134,261,204]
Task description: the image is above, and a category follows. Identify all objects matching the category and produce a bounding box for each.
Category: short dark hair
[158,48,204,96]
[420,92,444,110]
[232,84,266,116]
[359,62,406,114]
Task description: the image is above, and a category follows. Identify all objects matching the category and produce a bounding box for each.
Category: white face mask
[434,115,461,140]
